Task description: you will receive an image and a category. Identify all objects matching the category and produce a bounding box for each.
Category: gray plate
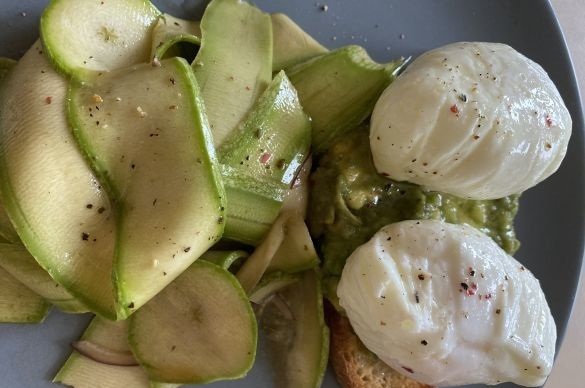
[0,1,583,388]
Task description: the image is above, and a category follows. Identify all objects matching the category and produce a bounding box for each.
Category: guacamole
[309,126,520,297]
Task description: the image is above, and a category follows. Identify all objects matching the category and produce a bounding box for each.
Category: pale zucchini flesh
[268,212,319,273]
[68,57,225,317]
[129,260,257,384]
[0,57,16,81]
[236,212,319,294]
[0,201,20,244]
[0,42,117,319]
[0,266,50,323]
[40,0,160,78]
[0,61,20,245]
[271,13,327,71]
[193,0,272,147]
[0,243,87,313]
[151,14,201,61]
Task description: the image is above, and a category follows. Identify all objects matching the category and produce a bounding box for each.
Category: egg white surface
[337,220,556,387]
[370,42,571,200]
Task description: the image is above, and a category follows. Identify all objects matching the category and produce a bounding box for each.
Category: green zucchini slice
[200,250,248,271]
[151,14,201,61]
[40,0,160,78]
[193,0,272,147]
[260,270,329,388]
[0,243,87,313]
[129,260,257,384]
[287,45,405,153]
[0,266,50,323]
[0,42,118,319]
[271,13,327,71]
[68,57,225,317]
[219,71,311,245]
[53,317,171,388]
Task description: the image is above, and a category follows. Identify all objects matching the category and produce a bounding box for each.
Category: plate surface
[0,1,583,388]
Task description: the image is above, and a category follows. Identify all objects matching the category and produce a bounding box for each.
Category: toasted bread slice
[326,305,433,388]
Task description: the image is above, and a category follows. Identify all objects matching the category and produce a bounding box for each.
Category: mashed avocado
[309,126,519,302]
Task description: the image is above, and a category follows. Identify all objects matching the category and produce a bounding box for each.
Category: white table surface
[546,1,585,387]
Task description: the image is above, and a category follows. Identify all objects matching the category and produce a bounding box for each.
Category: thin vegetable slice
[271,13,327,71]
[200,250,248,271]
[236,212,318,293]
[0,60,20,245]
[281,156,312,219]
[0,201,20,244]
[68,57,225,317]
[0,266,50,323]
[53,317,177,388]
[193,0,272,147]
[219,71,311,245]
[0,42,118,319]
[129,260,257,384]
[40,0,160,78]
[287,45,405,153]
[268,213,319,273]
[260,270,329,388]
[249,271,299,304]
[151,14,201,61]
[0,243,87,313]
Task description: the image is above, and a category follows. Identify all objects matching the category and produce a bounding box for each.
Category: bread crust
[326,304,434,388]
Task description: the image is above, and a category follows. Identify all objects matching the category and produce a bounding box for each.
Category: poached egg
[370,42,571,200]
[337,220,556,387]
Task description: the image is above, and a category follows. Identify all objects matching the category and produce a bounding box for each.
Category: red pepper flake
[260,152,272,164]
[484,293,492,300]
[466,282,478,296]
[545,114,553,127]
[45,96,52,104]
[402,366,414,374]
[461,282,477,296]
[450,104,459,114]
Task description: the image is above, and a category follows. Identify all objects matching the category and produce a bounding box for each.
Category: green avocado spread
[309,126,520,303]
